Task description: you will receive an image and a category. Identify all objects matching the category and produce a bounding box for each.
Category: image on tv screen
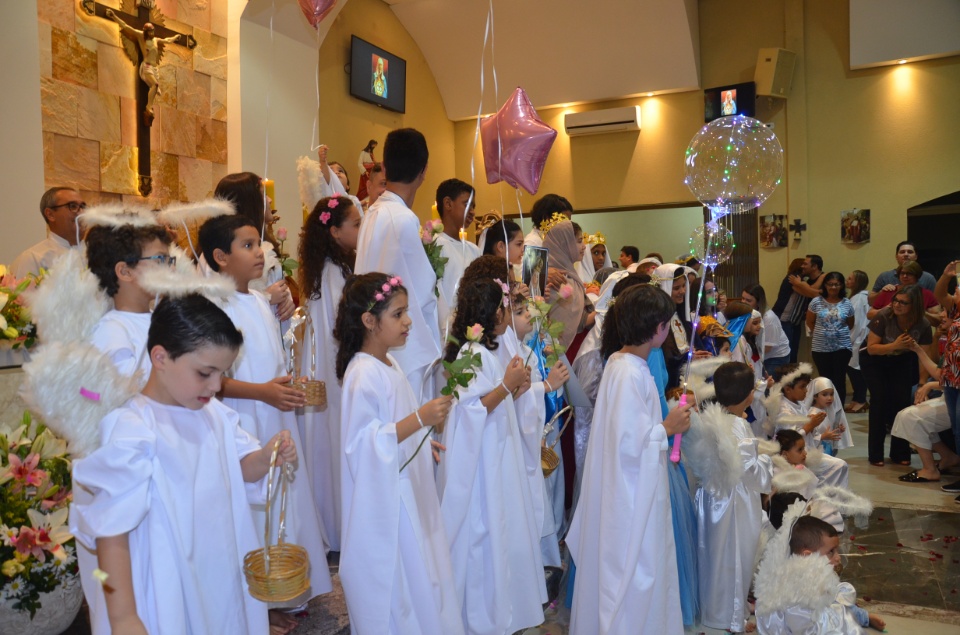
[351,36,406,113]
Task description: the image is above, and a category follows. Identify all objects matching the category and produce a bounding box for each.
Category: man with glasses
[12,187,86,278]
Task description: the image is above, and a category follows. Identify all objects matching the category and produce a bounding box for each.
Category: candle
[263,179,277,211]
[459,228,468,241]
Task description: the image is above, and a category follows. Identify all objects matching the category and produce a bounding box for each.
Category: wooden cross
[789,218,807,239]
[80,0,197,197]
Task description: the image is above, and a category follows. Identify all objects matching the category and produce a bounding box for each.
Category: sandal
[869,460,885,467]
[894,459,913,466]
[899,470,939,483]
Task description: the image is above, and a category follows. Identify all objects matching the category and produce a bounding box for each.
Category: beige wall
[316,0,455,222]
[454,0,960,299]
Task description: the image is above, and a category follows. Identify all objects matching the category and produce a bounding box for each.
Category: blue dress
[650,347,700,627]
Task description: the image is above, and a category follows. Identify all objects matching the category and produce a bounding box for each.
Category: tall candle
[263,179,277,211]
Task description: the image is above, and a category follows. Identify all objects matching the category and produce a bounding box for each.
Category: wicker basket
[541,406,572,478]
[243,441,310,602]
[290,378,327,408]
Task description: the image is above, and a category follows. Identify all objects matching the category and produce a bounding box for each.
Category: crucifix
[80,0,197,196]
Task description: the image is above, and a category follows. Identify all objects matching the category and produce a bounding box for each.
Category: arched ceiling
[241,0,703,121]
[387,0,702,120]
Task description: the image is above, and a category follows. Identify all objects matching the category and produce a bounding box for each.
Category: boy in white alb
[567,284,692,635]
[86,221,174,382]
[200,214,332,606]
[687,363,772,633]
[434,178,481,332]
[354,128,441,400]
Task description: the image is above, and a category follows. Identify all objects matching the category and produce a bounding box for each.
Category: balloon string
[263,1,274,184]
[310,24,321,152]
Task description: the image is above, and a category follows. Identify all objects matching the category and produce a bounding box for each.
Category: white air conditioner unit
[564,106,641,137]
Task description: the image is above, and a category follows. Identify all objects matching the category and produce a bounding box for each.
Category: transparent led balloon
[689,222,735,268]
[684,115,783,220]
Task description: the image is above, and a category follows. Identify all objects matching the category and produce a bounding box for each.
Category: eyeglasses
[137,254,177,267]
[49,201,87,213]
[890,298,911,306]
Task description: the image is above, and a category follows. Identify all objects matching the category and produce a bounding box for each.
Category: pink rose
[375,293,385,302]
[382,283,391,292]
[558,283,574,300]
[328,198,339,209]
[390,277,401,285]
[276,227,288,240]
[466,323,484,342]
[319,212,331,224]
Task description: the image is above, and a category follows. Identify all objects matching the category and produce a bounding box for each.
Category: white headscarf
[654,263,692,319]
[579,238,612,283]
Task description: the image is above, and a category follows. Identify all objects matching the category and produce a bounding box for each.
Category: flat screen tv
[704,81,756,122]
[350,36,406,114]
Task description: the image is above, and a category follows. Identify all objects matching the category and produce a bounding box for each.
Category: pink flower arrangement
[1,414,77,616]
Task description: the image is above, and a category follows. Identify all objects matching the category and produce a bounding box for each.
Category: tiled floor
[63,413,960,635]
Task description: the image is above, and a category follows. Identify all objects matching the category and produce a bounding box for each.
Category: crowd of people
[13,126,958,634]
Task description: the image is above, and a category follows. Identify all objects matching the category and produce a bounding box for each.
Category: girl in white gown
[296,194,362,551]
[437,279,546,634]
[70,294,296,635]
[334,273,464,635]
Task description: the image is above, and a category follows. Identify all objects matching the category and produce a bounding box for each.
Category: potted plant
[0,412,82,635]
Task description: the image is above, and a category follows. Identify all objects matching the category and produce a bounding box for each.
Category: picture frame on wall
[759,214,788,248]
[841,208,870,244]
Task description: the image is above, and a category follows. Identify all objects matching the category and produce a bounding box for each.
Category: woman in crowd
[868,260,940,325]
[806,272,855,406]
[861,284,935,466]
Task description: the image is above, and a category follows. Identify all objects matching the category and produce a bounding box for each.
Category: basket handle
[546,405,573,451]
[262,439,294,574]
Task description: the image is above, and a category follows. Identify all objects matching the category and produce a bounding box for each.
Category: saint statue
[107,8,181,124]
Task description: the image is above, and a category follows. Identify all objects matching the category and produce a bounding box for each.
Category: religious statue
[372,56,387,99]
[107,8,181,124]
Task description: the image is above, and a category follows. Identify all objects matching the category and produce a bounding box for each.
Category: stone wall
[38,0,228,207]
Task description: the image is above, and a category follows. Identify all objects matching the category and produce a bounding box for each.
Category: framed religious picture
[521,246,549,299]
[759,214,788,248]
[841,208,870,244]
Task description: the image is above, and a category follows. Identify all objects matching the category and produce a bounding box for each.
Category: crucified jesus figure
[107,8,181,122]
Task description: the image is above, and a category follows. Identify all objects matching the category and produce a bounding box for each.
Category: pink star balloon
[298,0,336,28]
[480,87,557,195]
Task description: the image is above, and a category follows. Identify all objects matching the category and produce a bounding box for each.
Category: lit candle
[263,179,277,211]
[459,228,468,241]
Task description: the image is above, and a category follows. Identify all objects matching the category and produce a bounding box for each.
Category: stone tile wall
[38,0,228,207]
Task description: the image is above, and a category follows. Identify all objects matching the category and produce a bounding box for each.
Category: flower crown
[368,275,402,311]
[494,278,511,308]
[586,231,607,246]
[319,193,341,225]
[539,212,568,234]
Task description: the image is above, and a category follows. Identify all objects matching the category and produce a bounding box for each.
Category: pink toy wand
[670,392,687,463]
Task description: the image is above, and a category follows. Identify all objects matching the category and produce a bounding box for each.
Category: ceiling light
[647,92,654,97]
[897,59,907,65]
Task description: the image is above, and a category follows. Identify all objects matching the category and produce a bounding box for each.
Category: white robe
[221,290,332,599]
[435,232,481,335]
[776,398,849,489]
[89,310,152,387]
[696,415,772,631]
[567,352,683,635]
[437,344,546,634]
[339,353,464,635]
[891,395,951,450]
[354,191,442,399]
[298,261,347,551]
[496,331,547,544]
[70,395,269,635]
